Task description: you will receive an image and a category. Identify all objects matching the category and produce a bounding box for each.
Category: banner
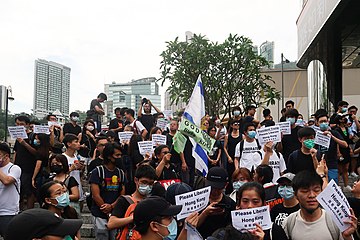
[156,118,168,130]
[256,126,281,145]
[152,134,167,147]
[231,206,271,231]
[315,131,331,148]
[118,131,133,142]
[137,141,153,155]
[158,179,181,190]
[33,125,50,134]
[179,118,215,153]
[275,122,291,135]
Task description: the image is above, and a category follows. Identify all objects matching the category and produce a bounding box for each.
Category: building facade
[104,77,161,120]
[164,90,187,113]
[259,41,275,67]
[33,59,71,119]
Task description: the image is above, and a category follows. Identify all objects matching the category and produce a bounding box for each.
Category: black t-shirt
[264,183,284,210]
[330,113,339,124]
[78,133,96,158]
[89,99,103,121]
[281,126,302,163]
[287,149,316,174]
[48,175,79,196]
[198,194,236,239]
[35,151,49,169]
[88,157,103,175]
[63,123,81,136]
[316,130,343,169]
[270,202,300,226]
[109,118,124,141]
[138,114,155,132]
[208,140,222,160]
[348,197,360,240]
[14,134,36,173]
[150,159,178,181]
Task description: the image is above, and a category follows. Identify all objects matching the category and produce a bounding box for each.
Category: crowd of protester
[1,95,360,240]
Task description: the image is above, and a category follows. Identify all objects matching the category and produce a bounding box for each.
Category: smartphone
[213,203,229,209]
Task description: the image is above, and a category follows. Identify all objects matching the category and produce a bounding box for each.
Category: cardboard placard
[256,126,281,145]
[163,110,173,120]
[8,126,28,140]
[231,206,272,231]
[175,186,211,220]
[118,131,133,142]
[137,141,154,155]
[316,179,351,232]
[156,118,168,129]
[276,122,291,135]
[33,125,50,134]
[315,131,331,148]
[152,134,167,147]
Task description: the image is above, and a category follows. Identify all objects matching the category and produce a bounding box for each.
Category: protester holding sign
[150,145,179,182]
[207,126,222,169]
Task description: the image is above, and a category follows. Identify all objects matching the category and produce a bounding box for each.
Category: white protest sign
[118,131,133,142]
[137,141,154,155]
[175,186,211,220]
[256,126,281,145]
[276,121,291,135]
[152,134,167,147]
[156,118,168,130]
[231,206,272,231]
[163,110,173,119]
[315,131,331,148]
[185,221,203,240]
[311,125,321,132]
[47,121,62,127]
[33,125,50,134]
[8,126,28,140]
[316,179,351,232]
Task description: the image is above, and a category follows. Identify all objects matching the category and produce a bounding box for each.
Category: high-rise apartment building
[33,59,71,119]
[259,41,275,67]
[104,77,161,120]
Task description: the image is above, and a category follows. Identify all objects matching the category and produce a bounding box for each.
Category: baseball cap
[0,143,11,155]
[205,167,229,189]
[165,182,192,205]
[277,173,296,184]
[5,208,83,240]
[134,196,182,231]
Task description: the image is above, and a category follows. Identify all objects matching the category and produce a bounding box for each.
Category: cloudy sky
[0,0,301,114]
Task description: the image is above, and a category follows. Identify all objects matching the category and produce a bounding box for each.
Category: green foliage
[160,34,280,119]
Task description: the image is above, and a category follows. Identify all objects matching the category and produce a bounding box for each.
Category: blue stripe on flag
[183,112,194,124]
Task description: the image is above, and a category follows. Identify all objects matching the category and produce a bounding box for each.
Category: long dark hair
[36,133,50,161]
[82,119,97,135]
[236,182,265,207]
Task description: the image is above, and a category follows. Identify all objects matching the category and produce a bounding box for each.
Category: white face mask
[86,125,94,131]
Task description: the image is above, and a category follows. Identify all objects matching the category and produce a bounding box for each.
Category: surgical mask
[156,218,178,240]
[50,165,63,174]
[86,125,94,131]
[138,184,152,196]
[286,117,296,125]
[342,107,348,113]
[54,192,70,208]
[303,139,315,149]
[33,139,40,146]
[320,122,329,131]
[247,130,256,139]
[234,111,240,116]
[71,116,79,122]
[232,181,245,191]
[296,119,303,124]
[278,186,294,200]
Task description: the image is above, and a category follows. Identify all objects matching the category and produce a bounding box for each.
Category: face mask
[247,130,256,139]
[71,116,79,122]
[138,184,152,196]
[156,218,178,240]
[234,111,240,116]
[296,119,303,124]
[278,186,294,200]
[303,139,315,149]
[87,125,94,131]
[50,165,63,174]
[54,192,70,208]
[286,117,296,125]
[33,139,40,146]
[319,122,329,131]
[232,181,245,191]
[342,107,348,113]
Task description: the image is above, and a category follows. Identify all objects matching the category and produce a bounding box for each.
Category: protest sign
[185,221,203,240]
[47,121,62,127]
[175,186,211,220]
[152,134,167,147]
[173,131,187,153]
[163,110,173,120]
[137,141,153,155]
[33,125,50,134]
[276,122,291,135]
[311,125,321,132]
[315,131,331,148]
[118,131,133,142]
[231,206,271,231]
[156,118,168,130]
[8,126,28,140]
[256,126,281,145]
[158,179,181,190]
[316,179,351,232]
[179,119,215,153]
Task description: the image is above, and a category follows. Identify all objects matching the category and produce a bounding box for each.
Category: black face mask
[50,165,63,174]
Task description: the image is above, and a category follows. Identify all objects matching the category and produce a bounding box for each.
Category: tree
[159,34,280,119]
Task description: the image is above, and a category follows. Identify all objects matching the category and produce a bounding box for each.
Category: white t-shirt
[234,140,261,170]
[63,153,84,200]
[284,209,343,240]
[130,120,146,135]
[0,163,21,215]
[252,150,286,182]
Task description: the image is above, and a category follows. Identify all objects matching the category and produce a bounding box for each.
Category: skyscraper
[33,59,71,119]
[259,41,275,68]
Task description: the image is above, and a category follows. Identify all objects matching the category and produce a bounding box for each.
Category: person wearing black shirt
[330,100,349,128]
[165,120,181,172]
[180,136,196,187]
[63,112,81,136]
[137,98,161,136]
[287,127,319,174]
[88,136,108,175]
[150,145,178,182]
[88,93,107,132]
[109,107,127,142]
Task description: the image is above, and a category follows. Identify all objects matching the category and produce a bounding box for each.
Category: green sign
[179,118,216,153]
[173,131,187,154]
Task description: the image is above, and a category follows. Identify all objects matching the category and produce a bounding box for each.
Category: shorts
[350,144,359,158]
[20,173,35,198]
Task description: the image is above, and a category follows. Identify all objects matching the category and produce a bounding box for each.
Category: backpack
[116,196,142,240]
[285,210,340,240]
[8,164,20,195]
[87,165,124,210]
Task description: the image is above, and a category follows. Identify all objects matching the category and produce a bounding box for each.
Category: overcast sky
[0,0,301,114]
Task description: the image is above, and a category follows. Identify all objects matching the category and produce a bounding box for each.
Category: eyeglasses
[233,123,240,125]
[161,151,170,154]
